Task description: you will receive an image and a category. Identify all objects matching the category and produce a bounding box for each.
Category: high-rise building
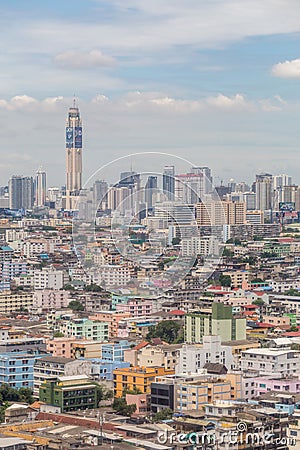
[273,174,292,190]
[66,102,82,194]
[35,168,47,207]
[163,165,175,200]
[93,180,108,211]
[175,173,204,204]
[190,166,212,195]
[8,176,34,210]
[145,176,157,209]
[255,173,273,211]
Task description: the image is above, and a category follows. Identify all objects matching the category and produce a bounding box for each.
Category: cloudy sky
[1,0,300,187]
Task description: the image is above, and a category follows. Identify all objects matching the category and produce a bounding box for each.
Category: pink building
[125,393,150,417]
[33,289,70,313]
[46,337,77,358]
[89,311,131,338]
[255,377,300,396]
[116,299,153,316]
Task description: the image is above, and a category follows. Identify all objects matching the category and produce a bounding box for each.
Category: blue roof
[0,246,14,252]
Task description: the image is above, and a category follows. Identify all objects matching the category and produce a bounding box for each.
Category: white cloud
[272,58,300,79]
[54,50,117,69]
[0,95,68,112]
[206,94,253,111]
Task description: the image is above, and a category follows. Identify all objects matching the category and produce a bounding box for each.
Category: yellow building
[113,366,174,397]
[0,291,33,314]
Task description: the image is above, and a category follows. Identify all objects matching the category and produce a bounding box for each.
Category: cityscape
[1,1,300,450]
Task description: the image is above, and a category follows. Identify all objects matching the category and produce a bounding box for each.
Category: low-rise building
[113,366,175,397]
[241,348,300,377]
[39,375,99,412]
[33,355,92,396]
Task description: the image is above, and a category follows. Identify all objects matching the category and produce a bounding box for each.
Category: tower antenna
[73,94,76,108]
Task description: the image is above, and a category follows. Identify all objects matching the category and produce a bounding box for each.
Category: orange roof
[134,341,149,351]
[30,401,44,409]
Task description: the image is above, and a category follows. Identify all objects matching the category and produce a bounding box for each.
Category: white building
[176,335,235,374]
[181,236,219,257]
[33,267,66,290]
[33,356,91,397]
[241,348,300,377]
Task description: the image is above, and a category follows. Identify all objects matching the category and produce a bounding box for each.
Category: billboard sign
[66,127,73,148]
[279,202,295,211]
[75,127,82,148]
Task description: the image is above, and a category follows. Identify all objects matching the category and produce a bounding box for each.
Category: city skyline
[0,1,299,185]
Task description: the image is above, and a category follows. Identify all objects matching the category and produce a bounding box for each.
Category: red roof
[170,310,185,316]
[244,305,258,309]
[283,331,300,337]
[256,322,274,328]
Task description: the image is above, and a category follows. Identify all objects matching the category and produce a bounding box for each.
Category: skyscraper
[66,102,82,194]
[8,176,34,210]
[145,175,158,209]
[163,165,175,200]
[255,173,273,211]
[35,168,47,207]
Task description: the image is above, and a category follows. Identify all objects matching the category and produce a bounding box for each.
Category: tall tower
[163,165,175,200]
[35,168,47,207]
[66,101,82,195]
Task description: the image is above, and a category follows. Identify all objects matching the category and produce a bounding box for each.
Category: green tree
[252,299,264,306]
[53,332,65,338]
[85,283,103,292]
[63,284,75,291]
[152,408,173,422]
[219,274,231,287]
[285,289,300,297]
[112,397,136,416]
[68,300,84,311]
[172,237,180,245]
[146,320,181,344]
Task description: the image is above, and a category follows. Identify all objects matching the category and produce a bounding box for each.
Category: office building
[145,175,157,209]
[35,168,47,207]
[255,173,273,211]
[8,176,34,210]
[163,165,175,200]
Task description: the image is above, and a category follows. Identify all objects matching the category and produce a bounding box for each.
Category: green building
[59,318,109,341]
[39,375,99,412]
[184,302,246,343]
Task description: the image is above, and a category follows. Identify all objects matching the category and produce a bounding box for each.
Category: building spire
[73,94,76,108]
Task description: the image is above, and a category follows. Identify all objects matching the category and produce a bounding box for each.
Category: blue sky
[0,0,300,185]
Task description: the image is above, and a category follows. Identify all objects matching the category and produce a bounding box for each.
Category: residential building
[176,335,235,373]
[33,355,92,396]
[33,289,70,313]
[0,291,34,314]
[124,343,181,370]
[59,318,110,341]
[113,366,175,397]
[39,375,98,413]
[185,302,246,343]
[0,352,43,389]
[241,348,300,377]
